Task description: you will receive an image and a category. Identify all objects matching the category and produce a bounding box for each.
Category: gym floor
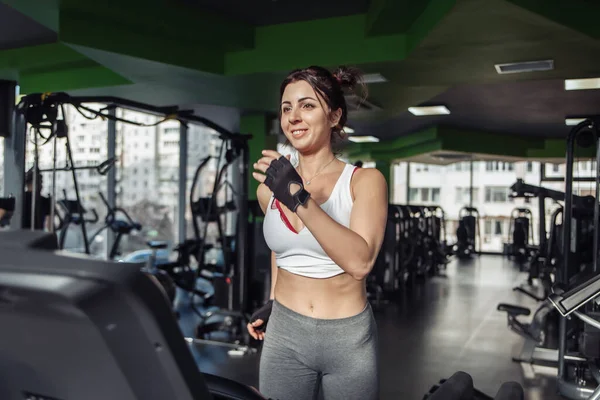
[176,256,562,399]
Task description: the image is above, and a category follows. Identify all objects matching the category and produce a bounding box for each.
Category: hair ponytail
[332,66,368,104]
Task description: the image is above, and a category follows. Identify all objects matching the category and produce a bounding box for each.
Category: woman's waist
[274,268,366,319]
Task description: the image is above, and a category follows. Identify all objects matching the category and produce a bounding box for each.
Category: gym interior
[1,1,600,399]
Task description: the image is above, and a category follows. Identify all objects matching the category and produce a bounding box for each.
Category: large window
[393,159,550,252]
[485,161,514,172]
[22,105,109,257]
[409,187,440,203]
[455,187,479,205]
[114,110,180,256]
[484,186,512,203]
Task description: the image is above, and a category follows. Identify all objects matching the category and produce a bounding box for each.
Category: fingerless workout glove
[250,300,273,332]
[264,156,310,212]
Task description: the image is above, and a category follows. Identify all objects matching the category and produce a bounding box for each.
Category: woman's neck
[297,148,338,179]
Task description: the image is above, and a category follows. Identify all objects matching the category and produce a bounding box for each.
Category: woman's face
[280,80,340,153]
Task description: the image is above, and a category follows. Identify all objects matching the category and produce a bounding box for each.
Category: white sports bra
[262,163,358,279]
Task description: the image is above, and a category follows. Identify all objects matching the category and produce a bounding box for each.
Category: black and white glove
[250,300,274,333]
[264,156,311,212]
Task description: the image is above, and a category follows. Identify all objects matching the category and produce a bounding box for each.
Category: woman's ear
[329,108,342,127]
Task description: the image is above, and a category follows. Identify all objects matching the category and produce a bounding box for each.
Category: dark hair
[279,65,367,148]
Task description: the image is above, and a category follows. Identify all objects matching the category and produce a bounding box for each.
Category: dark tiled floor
[177,255,562,399]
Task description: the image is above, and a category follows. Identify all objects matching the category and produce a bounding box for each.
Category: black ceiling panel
[177,0,370,25]
[0,3,56,50]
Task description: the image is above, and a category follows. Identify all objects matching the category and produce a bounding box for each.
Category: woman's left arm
[296,168,388,280]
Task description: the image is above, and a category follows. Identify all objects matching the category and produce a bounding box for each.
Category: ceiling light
[408,106,450,116]
[343,127,355,134]
[348,136,379,143]
[363,73,387,84]
[494,60,554,74]
[565,118,588,126]
[565,78,600,91]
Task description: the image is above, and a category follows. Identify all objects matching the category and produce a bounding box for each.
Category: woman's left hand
[252,150,310,212]
[251,150,289,184]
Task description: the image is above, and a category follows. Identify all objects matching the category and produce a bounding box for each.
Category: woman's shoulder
[350,166,387,200]
[351,166,386,186]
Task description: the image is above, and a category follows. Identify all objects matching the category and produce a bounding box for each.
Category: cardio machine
[0,230,267,400]
[451,206,480,259]
[505,207,535,265]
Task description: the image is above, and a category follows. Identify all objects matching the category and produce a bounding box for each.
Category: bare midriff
[274,267,367,319]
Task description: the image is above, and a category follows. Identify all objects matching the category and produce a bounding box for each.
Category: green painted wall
[240,114,278,200]
[375,160,391,201]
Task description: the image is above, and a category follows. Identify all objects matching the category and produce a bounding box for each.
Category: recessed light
[343,127,355,134]
[408,106,450,116]
[565,78,600,91]
[363,73,387,84]
[565,118,588,126]
[348,136,380,143]
[494,60,554,74]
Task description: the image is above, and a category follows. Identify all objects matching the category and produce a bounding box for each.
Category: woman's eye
[303,103,314,109]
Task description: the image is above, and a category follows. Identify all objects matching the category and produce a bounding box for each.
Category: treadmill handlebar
[548,273,600,317]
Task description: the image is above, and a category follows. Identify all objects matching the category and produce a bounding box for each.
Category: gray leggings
[259,300,379,400]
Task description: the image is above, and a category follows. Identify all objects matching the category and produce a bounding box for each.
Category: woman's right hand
[247,300,273,341]
[247,319,266,341]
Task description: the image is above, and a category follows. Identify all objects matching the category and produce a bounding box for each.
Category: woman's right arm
[257,183,277,300]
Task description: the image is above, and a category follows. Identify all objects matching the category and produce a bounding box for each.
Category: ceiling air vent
[494,60,554,74]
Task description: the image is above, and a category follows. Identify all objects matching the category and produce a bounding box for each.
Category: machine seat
[497,304,531,317]
[203,373,266,399]
[147,240,169,250]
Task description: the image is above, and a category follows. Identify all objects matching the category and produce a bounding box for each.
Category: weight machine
[553,117,600,400]
[449,206,481,259]
[505,207,535,265]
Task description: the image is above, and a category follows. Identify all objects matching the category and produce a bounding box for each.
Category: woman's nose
[288,107,301,123]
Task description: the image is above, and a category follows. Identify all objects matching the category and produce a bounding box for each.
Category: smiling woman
[248,66,388,400]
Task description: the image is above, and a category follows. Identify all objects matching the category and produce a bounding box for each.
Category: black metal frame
[12,92,252,318]
[558,117,600,399]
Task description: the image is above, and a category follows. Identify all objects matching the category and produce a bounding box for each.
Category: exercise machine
[367,203,451,308]
[0,230,267,400]
[56,189,99,251]
[504,207,535,265]
[509,180,594,290]
[548,273,600,399]
[496,203,595,371]
[192,134,255,349]
[0,196,15,227]
[423,370,525,399]
[552,117,600,400]
[451,206,480,259]
[86,192,142,260]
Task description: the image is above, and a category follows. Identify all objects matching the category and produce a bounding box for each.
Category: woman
[248,65,388,400]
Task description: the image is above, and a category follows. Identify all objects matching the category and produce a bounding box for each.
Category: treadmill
[0,230,267,400]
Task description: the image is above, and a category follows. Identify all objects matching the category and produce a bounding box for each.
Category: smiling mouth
[292,129,308,136]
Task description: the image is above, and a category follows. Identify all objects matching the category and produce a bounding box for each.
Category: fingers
[253,157,273,172]
[252,171,266,183]
[247,323,258,340]
[246,320,266,341]
[261,149,283,159]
